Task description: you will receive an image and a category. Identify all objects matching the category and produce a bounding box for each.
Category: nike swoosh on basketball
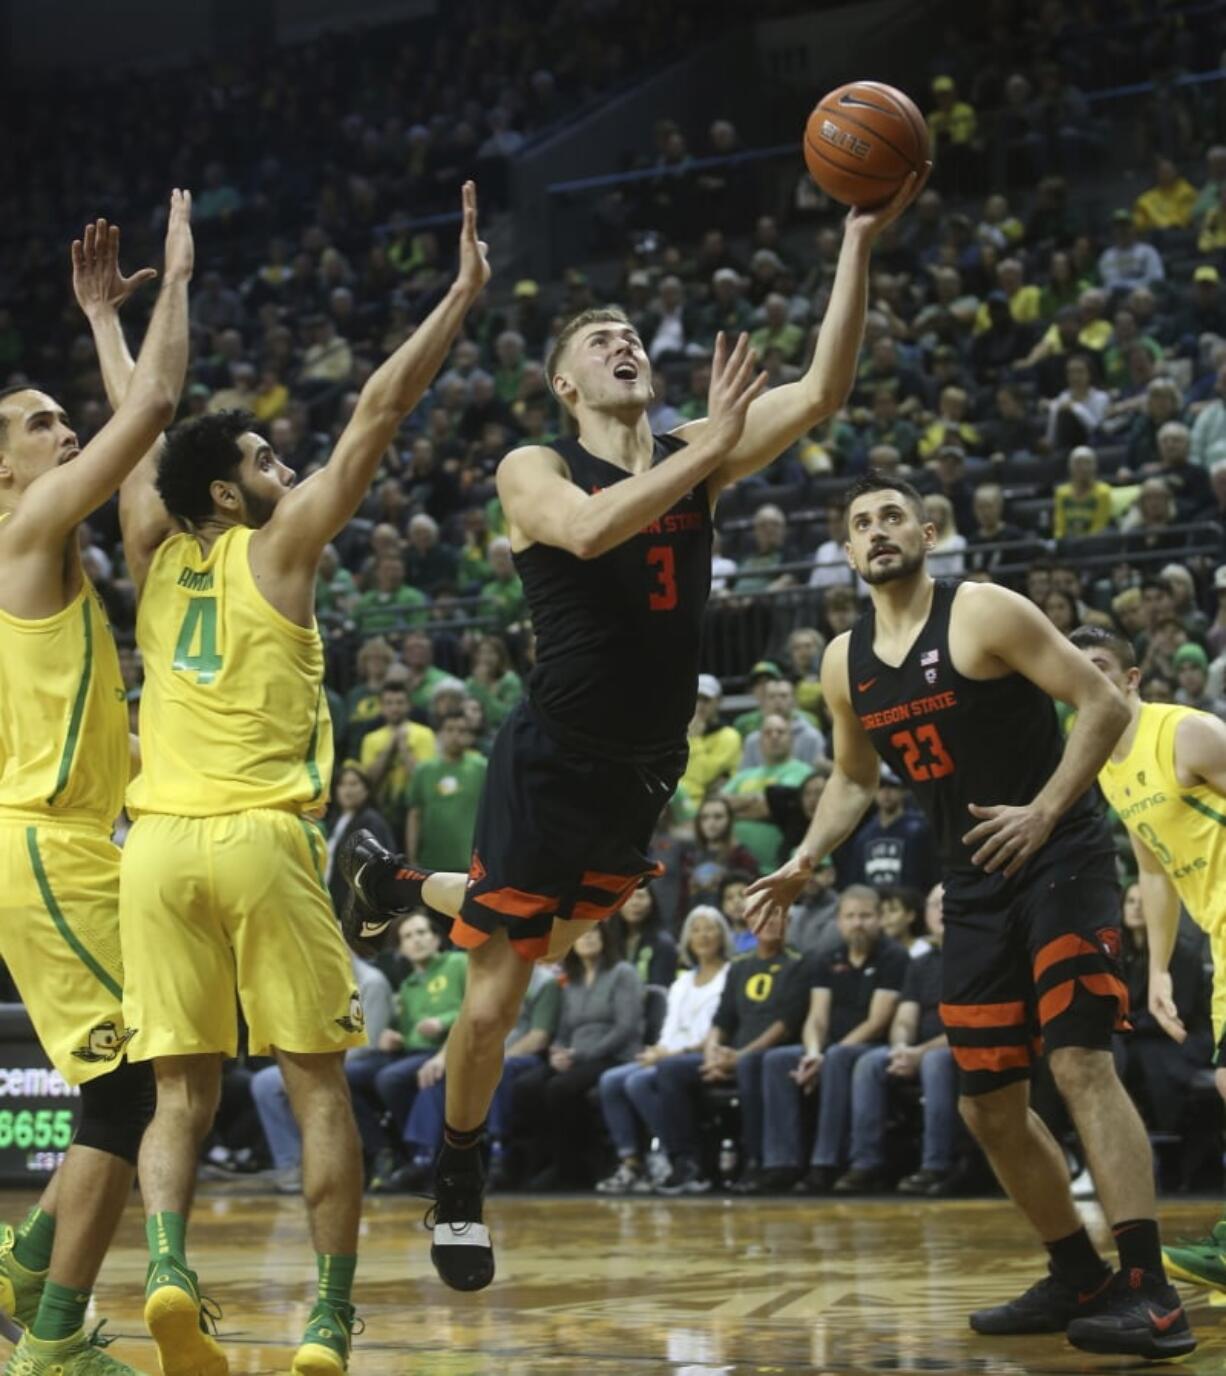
[857,677,878,692]
[839,90,894,115]
[1146,1305,1184,1332]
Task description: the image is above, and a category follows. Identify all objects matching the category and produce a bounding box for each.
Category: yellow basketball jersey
[128,526,333,818]
[0,526,127,830]
[1099,702,1226,934]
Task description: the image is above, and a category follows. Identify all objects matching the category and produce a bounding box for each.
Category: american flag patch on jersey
[920,648,940,666]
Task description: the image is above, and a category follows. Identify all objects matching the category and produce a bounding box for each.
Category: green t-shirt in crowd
[479,573,527,628]
[725,758,813,868]
[407,752,489,870]
[354,586,428,637]
[464,670,524,729]
[397,949,468,1050]
[732,706,819,737]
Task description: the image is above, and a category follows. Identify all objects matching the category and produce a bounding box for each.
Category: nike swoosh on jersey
[857,678,878,692]
[838,90,894,115]
[1146,1305,1184,1332]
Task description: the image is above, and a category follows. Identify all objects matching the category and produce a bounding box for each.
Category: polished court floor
[13,1187,1225,1374]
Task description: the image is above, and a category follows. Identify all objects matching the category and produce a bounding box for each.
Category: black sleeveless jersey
[512,433,712,757]
[847,580,1102,877]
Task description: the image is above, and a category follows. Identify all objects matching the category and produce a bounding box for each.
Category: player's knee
[74,1059,156,1165]
[465,991,520,1048]
[958,1089,1018,1144]
[153,1058,222,1134]
[1048,1045,1112,1101]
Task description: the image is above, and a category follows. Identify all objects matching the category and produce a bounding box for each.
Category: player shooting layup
[339,170,930,1293]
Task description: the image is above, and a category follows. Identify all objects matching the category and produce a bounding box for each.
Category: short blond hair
[545,307,632,405]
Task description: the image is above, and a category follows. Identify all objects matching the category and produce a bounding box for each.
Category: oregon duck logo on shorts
[335,991,365,1034]
[72,1021,136,1064]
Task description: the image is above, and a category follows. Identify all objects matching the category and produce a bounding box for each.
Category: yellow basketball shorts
[0,821,131,1085]
[119,810,366,1059]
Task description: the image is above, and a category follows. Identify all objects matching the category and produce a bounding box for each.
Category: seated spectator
[1191,363,1226,469]
[595,906,733,1194]
[345,914,465,1175]
[917,387,981,460]
[840,769,938,894]
[785,627,826,720]
[785,851,841,958]
[980,384,1043,457]
[734,505,794,593]
[1173,643,1226,717]
[1207,566,1226,659]
[1122,477,1187,555]
[681,675,743,805]
[819,586,860,641]
[718,870,758,954]
[1053,446,1114,539]
[354,553,428,638]
[478,536,527,629]
[860,386,920,464]
[464,633,522,729]
[1113,883,1212,1135]
[1192,145,1226,226]
[732,660,785,736]
[724,714,814,869]
[1046,354,1108,452]
[750,293,805,365]
[926,74,977,158]
[742,678,824,768]
[839,882,956,1194]
[1133,157,1199,233]
[653,914,800,1193]
[1154,421,1212,519]
[1042,588,1081,636]
[1103,312,1163,391]
[359,680,437,834]
[511,925,643,1190]
[1174,266,1226,344]
[923,494,966,577]
[1098,211,1165,293]
[609,884,678,988]
[752,887,907,1193]
[965,482,1030,579]
[808,497,866,594]
[401,629,450,714]
[300,313,353,386]
[405,513,459,596]
[345,637,398,749]
[388,963,562,1193]
[1197,190,1226,254]
[680,797,761,915]
[252,951,396,1189]
[1124,379,1184,473]
[325,765,394,917]
[972,259,1040,335]
[970,290,1033,380]
[878,886,932,959]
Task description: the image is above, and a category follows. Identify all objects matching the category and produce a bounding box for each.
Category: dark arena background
[1,0,1225,1371]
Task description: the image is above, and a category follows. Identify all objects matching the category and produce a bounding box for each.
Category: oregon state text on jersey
[848,580,1102,876]
[127,526,333,817]
[512,433,712,754]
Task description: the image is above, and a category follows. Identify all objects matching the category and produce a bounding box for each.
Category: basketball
[803,81,928,208]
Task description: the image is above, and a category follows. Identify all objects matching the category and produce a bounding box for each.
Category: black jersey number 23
[889,724,956,782]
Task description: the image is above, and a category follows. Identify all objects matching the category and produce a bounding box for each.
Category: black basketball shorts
[939,816,1128,1096]
[452,701,683,961]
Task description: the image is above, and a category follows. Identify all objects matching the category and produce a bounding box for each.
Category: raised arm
[497,331,766,560]
[73,217,178,578]
[12,193,192,545]
[256,182,489,572]
[672,167,929,495]
[956,582,1130,877]
[746,635,880,931]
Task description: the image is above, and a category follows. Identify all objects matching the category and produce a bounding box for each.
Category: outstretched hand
[71,218,158,319]
[744,848,816,935]
[845,160,933,242]
[455,180,491,299]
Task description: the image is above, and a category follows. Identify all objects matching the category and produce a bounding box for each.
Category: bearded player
[747,473,1195,1361]
[81,185,489,1375]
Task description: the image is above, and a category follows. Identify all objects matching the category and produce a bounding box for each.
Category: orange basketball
[803,81,928,209]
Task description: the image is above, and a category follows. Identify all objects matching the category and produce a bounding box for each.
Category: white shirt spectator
[1098,242,1165,291]
[928,533,968,577]
[809,538,868,594]
[1191,400,1226,468]
[1045,386,1110,447]
[657,966,729,1052]
[711,552,738,594]
[742,715,825,767]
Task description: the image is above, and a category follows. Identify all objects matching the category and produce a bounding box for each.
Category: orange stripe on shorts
[472,886,556,919]
[939,1000,1028,1029]
[950,1044,1033,1073]
[1032,933,1098,982]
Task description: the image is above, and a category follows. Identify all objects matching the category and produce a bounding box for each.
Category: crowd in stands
[2,0,1225,1195]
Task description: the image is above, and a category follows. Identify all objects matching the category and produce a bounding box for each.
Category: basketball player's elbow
[125,378,177,431]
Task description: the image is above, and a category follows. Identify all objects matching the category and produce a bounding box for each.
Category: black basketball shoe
[338,829,430,956]
[1066,1266,1196,1360]
[426,1144,496,1292]
[969,1264,1112,1334]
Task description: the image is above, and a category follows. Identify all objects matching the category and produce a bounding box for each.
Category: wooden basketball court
[17,1188,1225,1373]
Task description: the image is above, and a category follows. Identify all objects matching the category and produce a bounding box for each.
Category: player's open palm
[71,218,158,319]
[1148,967,1186,1044]
[455,180,491,299]
[704,331,769,453]
[744,849,814,934]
